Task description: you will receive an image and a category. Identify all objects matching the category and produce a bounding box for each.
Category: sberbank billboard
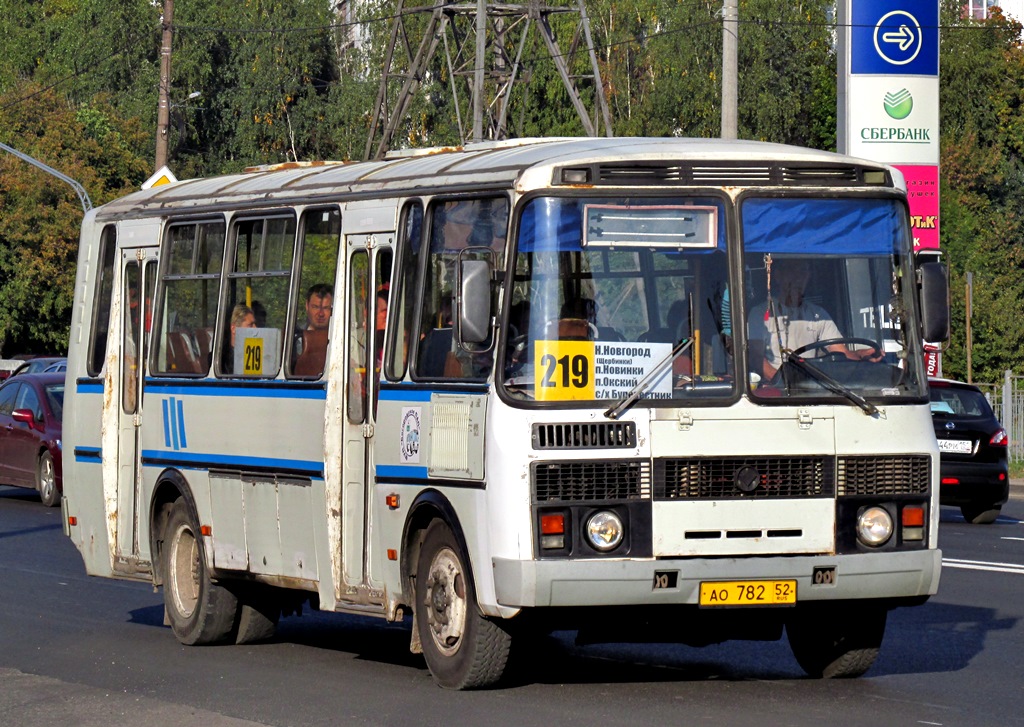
[838,0,939,250]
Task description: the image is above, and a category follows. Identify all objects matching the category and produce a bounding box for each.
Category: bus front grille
[654,456,835,500]
[532,421,636,450]
[532,460,650,502]
[837,455,930,496]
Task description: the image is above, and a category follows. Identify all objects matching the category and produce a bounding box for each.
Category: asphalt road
[1,484,1022,727]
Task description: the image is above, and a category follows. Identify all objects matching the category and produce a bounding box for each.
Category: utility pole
[721,0,738,140]
[155,0,175,171]
[966,272,973,384]
[365,0,612,160]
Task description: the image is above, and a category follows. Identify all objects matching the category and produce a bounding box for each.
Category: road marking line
[1002,537,1024,542]
[942,557,1024,574]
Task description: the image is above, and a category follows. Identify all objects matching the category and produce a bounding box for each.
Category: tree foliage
[0,85,150,355]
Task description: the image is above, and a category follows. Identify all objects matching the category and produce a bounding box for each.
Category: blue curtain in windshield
[742,198,904,256]
[517,196,727,253]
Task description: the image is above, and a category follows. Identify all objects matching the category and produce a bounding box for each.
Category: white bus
[63,137,949,688]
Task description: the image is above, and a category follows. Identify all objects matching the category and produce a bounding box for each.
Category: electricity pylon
[364,0,612,160]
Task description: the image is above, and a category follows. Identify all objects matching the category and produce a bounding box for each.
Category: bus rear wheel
[415,520,511,689]
[786,603,887,678]
[162,499,239,645]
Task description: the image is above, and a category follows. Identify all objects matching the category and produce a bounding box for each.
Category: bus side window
[288,208,341,379]
[414,196,508,381]
[87,225,118,377]
[386,202,422,381]
[220,215,295,378]
[152,221,225,376]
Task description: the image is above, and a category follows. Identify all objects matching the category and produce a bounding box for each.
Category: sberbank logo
[883,89,913,120]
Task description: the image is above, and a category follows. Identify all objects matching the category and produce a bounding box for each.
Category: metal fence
[975,372,1024,463]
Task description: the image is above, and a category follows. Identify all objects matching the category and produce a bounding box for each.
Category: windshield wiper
[604,337,693,420]
[784,355,879,416]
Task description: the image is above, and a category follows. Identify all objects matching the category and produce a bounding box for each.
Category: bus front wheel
[162,499,239,645]
[415,520,511,689]
[786,602,887,678]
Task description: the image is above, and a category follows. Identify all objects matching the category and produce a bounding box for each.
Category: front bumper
[493,549,941,608]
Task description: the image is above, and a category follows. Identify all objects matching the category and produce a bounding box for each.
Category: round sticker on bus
[534,340,595,401]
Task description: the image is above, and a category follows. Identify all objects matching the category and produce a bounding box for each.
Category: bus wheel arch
[148,469,200,588]
[402,491,512,689]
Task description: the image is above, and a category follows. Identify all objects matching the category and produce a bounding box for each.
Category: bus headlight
[585,511,624,552]
[856,506,893,547]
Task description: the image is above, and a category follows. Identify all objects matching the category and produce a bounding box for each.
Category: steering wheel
[790,337,883,361]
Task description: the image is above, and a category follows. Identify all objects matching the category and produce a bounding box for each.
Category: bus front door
[340,236,393,594]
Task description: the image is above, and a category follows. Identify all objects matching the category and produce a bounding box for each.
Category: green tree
[0,85,150,355]
[938,4,1024,383]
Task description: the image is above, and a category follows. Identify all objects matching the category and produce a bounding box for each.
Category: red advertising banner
[895,163,939,250]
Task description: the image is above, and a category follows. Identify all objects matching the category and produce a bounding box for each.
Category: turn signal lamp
[540,513,565,550]
[901,505,925,541]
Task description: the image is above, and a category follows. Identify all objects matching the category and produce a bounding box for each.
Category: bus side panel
[63,214,116,578]
[137,384,327,586]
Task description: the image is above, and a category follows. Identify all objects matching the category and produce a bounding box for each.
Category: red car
[0,372,64,506]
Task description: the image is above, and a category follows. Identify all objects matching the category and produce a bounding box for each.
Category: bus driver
[747,258,882,381]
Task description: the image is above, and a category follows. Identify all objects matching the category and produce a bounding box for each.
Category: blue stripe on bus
[74,447,102,463]
[176,399,187,449]
[378,389,434,402]
[141,450,323,475]
[145,380,327,399]
[162,398,172,448]
[376,464,430,480]
[73,380,327,399]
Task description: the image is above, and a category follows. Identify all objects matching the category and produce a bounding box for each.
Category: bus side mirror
[918,261,949,344]
[458,258,493,344]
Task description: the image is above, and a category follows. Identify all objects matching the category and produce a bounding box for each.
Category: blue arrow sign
[851,1,938,76]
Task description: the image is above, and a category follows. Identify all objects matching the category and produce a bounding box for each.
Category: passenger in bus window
[374,288,388,372]
[224,304,256,373]
[747,258,882,381]
[303,284,333,332]
[294,283,333,376]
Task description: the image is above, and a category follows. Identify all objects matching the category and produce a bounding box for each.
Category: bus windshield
[502,194,925,406]
[503,195,734,403]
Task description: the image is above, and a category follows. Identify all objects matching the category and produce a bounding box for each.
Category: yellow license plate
[699,580,797,607]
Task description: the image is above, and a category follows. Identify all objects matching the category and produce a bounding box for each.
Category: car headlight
[585,511,624,552]
[856,506,893,547]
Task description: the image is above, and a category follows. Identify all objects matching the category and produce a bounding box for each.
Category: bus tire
[162,499,239,645]
[233,586,280,645]
[416,520,511,689]
[37,451,59,507]
[786,603,886,679]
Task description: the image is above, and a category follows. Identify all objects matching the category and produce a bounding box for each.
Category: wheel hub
[424,547,467,656]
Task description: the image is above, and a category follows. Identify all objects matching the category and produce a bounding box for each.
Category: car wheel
[786,603,886,678]
[416,520,512,689]
[37,452,59,507]
[960,504,1000,525]
[162,499,239,645]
